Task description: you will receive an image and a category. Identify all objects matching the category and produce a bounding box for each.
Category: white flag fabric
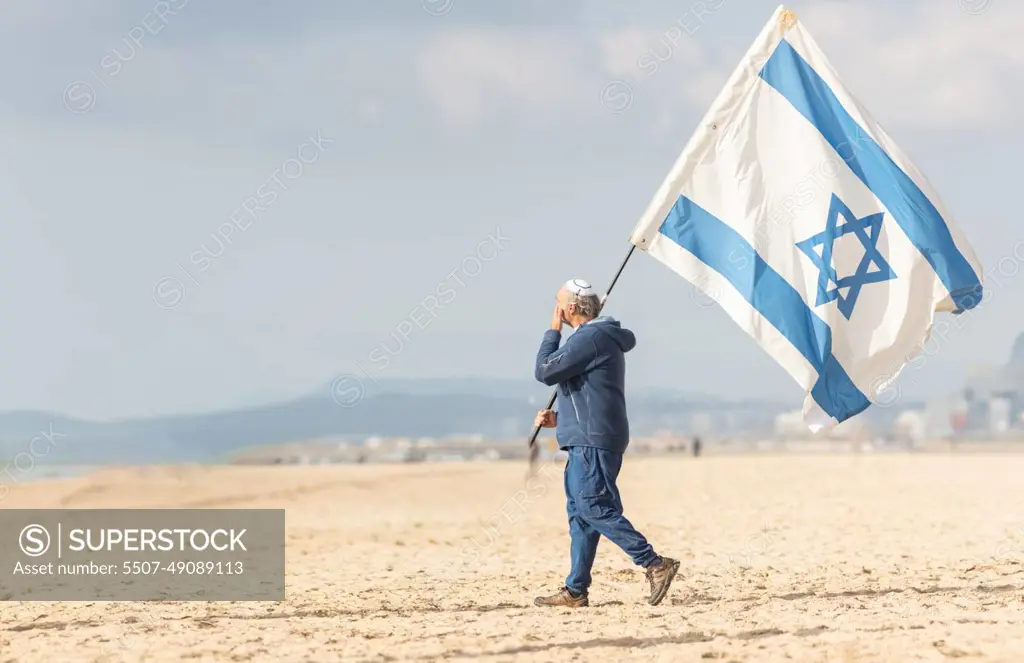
[628,5,983,431]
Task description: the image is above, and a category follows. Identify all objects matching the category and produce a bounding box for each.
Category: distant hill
[0,378,795,465]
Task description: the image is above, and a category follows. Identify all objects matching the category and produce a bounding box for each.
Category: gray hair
[568,293,601,319]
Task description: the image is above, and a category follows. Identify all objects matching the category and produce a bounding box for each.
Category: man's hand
[535,409,557,428]
[551,302,564,331]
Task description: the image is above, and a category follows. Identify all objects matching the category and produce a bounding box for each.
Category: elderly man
[533,278,679,607]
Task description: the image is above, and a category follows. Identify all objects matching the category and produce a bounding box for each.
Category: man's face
[555,288,575,322]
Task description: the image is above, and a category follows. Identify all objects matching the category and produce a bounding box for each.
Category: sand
[2,453,1024,662]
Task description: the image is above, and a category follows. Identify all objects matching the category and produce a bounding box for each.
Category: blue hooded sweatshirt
[534,316,636,454]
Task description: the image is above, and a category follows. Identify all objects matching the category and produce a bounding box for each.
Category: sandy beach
[2,453,1024,662]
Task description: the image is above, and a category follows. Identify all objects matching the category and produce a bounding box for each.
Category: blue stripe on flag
[759,40,983,313]
[659,195,871,423]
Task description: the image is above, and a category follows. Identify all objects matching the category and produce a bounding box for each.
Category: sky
[1,0,1022,420]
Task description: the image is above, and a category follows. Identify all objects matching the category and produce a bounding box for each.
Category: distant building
[893,410,927,441]
[773,410,805,437]
[958,332,1024,436]
[773,409,868,439]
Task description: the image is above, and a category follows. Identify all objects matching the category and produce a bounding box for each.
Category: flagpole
[527,244,638,472]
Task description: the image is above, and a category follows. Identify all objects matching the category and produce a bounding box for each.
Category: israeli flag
[628,5,983,430]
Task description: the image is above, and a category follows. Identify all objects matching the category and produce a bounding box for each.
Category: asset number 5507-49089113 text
[122,561,244,575]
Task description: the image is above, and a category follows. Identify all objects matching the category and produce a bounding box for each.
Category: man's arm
[534,331,596,386]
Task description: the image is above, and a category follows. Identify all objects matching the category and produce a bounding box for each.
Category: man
[532,278,679,608]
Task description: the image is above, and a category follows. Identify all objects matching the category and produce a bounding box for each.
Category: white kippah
[565,278,596,297]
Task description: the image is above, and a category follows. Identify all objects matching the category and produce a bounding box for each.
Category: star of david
[795,193,897,320]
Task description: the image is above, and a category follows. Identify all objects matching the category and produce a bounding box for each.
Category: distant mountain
[315,377,540,399]
[0,378,790,465]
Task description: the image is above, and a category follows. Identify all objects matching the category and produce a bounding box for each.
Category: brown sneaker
[534,586,588,608]
[644,557,680,606]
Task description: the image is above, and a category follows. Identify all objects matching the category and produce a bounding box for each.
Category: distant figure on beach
[532,278,680,608]
[692,436,702,457]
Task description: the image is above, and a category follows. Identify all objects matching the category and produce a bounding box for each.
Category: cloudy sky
[1,0,1020,419]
